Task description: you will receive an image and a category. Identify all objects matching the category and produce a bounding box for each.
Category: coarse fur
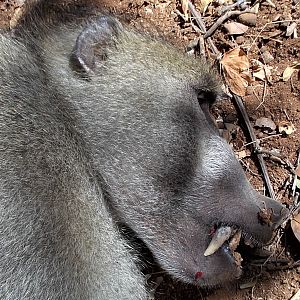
[0,1,286,299]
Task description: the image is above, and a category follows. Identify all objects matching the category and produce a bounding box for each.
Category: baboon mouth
[204,225,260,267]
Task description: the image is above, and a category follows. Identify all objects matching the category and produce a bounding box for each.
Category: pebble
[260,46,268,53]
[286,22,297,37]
[238,13,257,27]
[261,51,274,63]
[235,36,245,44]
[224,22,248,35]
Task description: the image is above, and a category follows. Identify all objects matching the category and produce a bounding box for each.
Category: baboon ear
[70,16,122,76]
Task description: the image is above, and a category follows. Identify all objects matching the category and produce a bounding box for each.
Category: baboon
[0,1,286,299]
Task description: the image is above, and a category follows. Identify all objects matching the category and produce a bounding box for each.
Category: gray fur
[0,5,286,299]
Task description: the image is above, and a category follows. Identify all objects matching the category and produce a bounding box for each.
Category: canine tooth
[204,226,232,256]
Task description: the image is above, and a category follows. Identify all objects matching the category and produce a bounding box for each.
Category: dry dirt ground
[0,0,299,299]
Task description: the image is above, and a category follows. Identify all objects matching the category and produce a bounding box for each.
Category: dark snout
[250,193,288,244]
[258,194,288,230]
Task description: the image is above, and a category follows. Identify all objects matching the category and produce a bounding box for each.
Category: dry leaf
[252,2,260,13]
[286,22,297,37]
[291,213,300,243]
[252,59,272,81]
[215,0,227,5]
[290,289,300,300]
[252,59,263,68]
[198,0,213,13]
[282,62,300,81]
[295,165,300,177]
[297,178,300,190]
[236,150,247,159]
[278,121,295,135]
[253,66,272,81]
[221,48,251,96]
[180,0,189,20]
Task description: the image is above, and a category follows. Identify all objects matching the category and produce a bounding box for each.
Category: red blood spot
[195,271,203,280]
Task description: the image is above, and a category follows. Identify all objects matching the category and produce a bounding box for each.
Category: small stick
[246,34,283,44]
[277,175,292,195]
[204,8,252,39]
[218,0,247,15]
[255,66,271,110]
[283,108,291,121]
[248,20,296,54]
[187,1,206,32]
[255,148,295,171]
[188,1,221,58]
[240,160,260,177]
[233,94,276,199]
[292,149,300,197]
[255,79,267,110]
[256,149,286,164]
[275,191,299,229]
[198,36,206,58]
[251,260,300,271]
[175,9,188,22]
[243,133,282,147]
[294,192,299,207]
[190,22,202,34]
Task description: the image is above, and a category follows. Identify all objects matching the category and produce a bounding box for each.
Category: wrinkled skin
[0,2,286,299]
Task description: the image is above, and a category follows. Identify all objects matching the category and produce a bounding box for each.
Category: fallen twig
[248,20,296,54]
[256,148,295,171]
[188,1,221,58]
[276,191,299,230]
[187,1,206,32]
[175,9,188,22]
[240,160,260,177]
[243,133,282,147]
[255,67,270,110]
[292,149,300,197]
[293,192,299,208]
[246,34,283,44]
[217,0,247,15]
[233,94,275,199]
[250,259,300,271]
[257,149,286,164]
[204,8,253,39]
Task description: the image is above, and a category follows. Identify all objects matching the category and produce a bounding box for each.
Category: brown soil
[0,0,299,299]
